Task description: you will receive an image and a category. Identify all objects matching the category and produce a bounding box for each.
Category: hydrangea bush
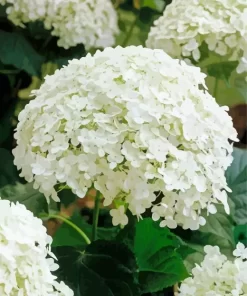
[178,243,247,295]
[146,0,247,77]
[13,46,237,230]
[0,199,73,296]
[0,0,119,49]
[0,1,246,295]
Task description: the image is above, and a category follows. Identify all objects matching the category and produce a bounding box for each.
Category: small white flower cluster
[44,0,119,50]
[0,0,119,50]
[146,0,247,76]
[0,0,47,26]
[13,46,237,230]
[0,199,73,296]
[178,243,247,296]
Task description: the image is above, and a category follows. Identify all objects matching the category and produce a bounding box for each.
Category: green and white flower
[0,0,119,50]
[147,0,247,78]
[178,243,247,295]
[0,199,73,296]
[13,46,237,230]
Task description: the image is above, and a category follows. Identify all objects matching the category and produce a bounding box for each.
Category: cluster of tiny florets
[13,46,237,230]
[178,243,247,295]
[0,0,47,26]
[44,0,119,50]
[147,0,247,77]
[0,199,73,296]
[0,0,119,49]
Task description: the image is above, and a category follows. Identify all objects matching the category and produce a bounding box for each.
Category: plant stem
[92,190,101,241]
[121,12,139,47]
[48,214,91,245]
[0,70,19,75]
[213,78,219,98]
[41,35,53,51]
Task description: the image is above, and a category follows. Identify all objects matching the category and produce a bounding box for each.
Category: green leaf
[0,5,7,17]
[183,213,235,272]
[140,0,165,12]
[0,182,48,216]
[207,61,238,83]
[52,44,86,68]
[234,224,247,246]
[58,188,78,207]
[116,10,151,47]
[183,245,205,273]
[226,148,247,225]
[197,42,210,63]
[0,30,44,76]
[52,211,118,248]
[182,204,236,268]
[79,240,140,296]
[116,211,137,251]
[27,21,51,40]
[0,148,18,188]
[199,205,235,245]
[183,232,234,272]
[234,76,247,103]
[134,218,189,293]
[53,246,82,296]
[0,115,12,145]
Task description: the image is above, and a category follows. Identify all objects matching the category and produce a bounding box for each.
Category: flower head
[0,199,73,296]
[13,46,237,230]
[0,0,47,26]
[146,0,247,76]
[0,0,119,49]
[44,0,119,50]
[178,243,247,295]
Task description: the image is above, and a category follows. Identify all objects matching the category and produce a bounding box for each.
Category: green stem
[213,78,219,98]
[41,35,53,51]
[121,12,139,47]
[0,70,19,75]
[92,190,101,241]
[48,214,91,245]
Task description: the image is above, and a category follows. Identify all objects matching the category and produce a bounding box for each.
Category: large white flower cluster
[146,0,247,76]
[13,46,237,230]
[0,0,119,50]
[0,199,73,296]
[178,243,247,295]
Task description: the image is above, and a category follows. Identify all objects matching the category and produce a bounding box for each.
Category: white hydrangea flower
[146,0,247,77]
[44,0,119,50]
[0,199,74,296]
[178,243,247,295]
[0,0,47,26]
[13,46,238,230]
[0,0,119,50]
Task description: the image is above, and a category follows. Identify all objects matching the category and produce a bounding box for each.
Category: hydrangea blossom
[44,0,119,50]
[0,0,119,50]
[13,46,237,230]
[178,243,247,295]
[0,199,73,296]
[146,0,247,77]
[0,0,47,26]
